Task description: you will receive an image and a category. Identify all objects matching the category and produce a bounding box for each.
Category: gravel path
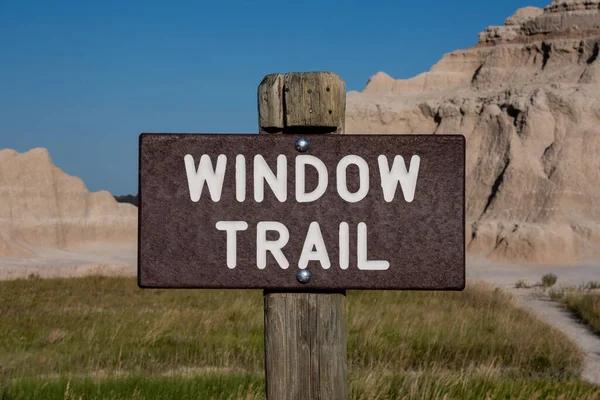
[468,260,600,385]
[511,289,600,384]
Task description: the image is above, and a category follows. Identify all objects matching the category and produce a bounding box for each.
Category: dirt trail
[468,259,600,385]
[512,289,600,383]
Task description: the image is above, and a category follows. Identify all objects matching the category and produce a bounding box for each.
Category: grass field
[550,284,600,334]
[565,292,600,334]
[1,275,599,399]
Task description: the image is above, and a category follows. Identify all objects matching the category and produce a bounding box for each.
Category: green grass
[541,273,558,288]
[1,373,599,400]
[546,281,600,334]
[0,374,264,400]
[584,281,600,290]
[563,290,600,334]
[0,276,597,399]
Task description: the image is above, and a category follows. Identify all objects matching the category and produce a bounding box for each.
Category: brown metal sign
[138,134,465,290]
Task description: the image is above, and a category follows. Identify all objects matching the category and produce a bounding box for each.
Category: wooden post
[259,72,348,400]
[258,72,345,135]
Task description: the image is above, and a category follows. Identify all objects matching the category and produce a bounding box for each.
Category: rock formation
[346,0,600,263]
[0,148,137,257]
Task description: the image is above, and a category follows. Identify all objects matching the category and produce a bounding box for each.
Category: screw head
[295,138,310,152]
[296,270,311,284]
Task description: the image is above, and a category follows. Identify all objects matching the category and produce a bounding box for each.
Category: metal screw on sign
[296,270,311,284]
[295,138,310,152]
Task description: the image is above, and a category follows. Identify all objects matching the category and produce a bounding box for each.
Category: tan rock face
[347,1,600,263]
[0,148,137,257]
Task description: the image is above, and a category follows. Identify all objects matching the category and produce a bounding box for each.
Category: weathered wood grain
[258,73,285,133]
[259,71,348,399]
[264,292,348,400]
[258,71,346,134]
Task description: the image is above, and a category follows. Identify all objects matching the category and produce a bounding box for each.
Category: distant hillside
[0,148,137,257]
[346,0,600,264]
[114,194,138,207]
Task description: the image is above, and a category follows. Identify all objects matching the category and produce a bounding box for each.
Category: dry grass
[348,282,581,377]
[0,276,596,398]
[563,290,600,334]
[546,281,600,334]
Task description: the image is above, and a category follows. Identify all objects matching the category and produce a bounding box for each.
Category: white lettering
[236,155,246,202]
[337,155,369,203]
[298,222,331,269]
[215,221,248,269]
[296,155,328,203]
[357,222,389,270]
[339,222,349,270]
[184,154,227,202]
[254,155,287,202]
[257,221,290,269]
[378,155,421,202]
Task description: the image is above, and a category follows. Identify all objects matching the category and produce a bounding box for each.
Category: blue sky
[0,0,548,195]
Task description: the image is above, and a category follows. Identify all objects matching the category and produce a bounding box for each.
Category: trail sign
[138,133,465,290]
